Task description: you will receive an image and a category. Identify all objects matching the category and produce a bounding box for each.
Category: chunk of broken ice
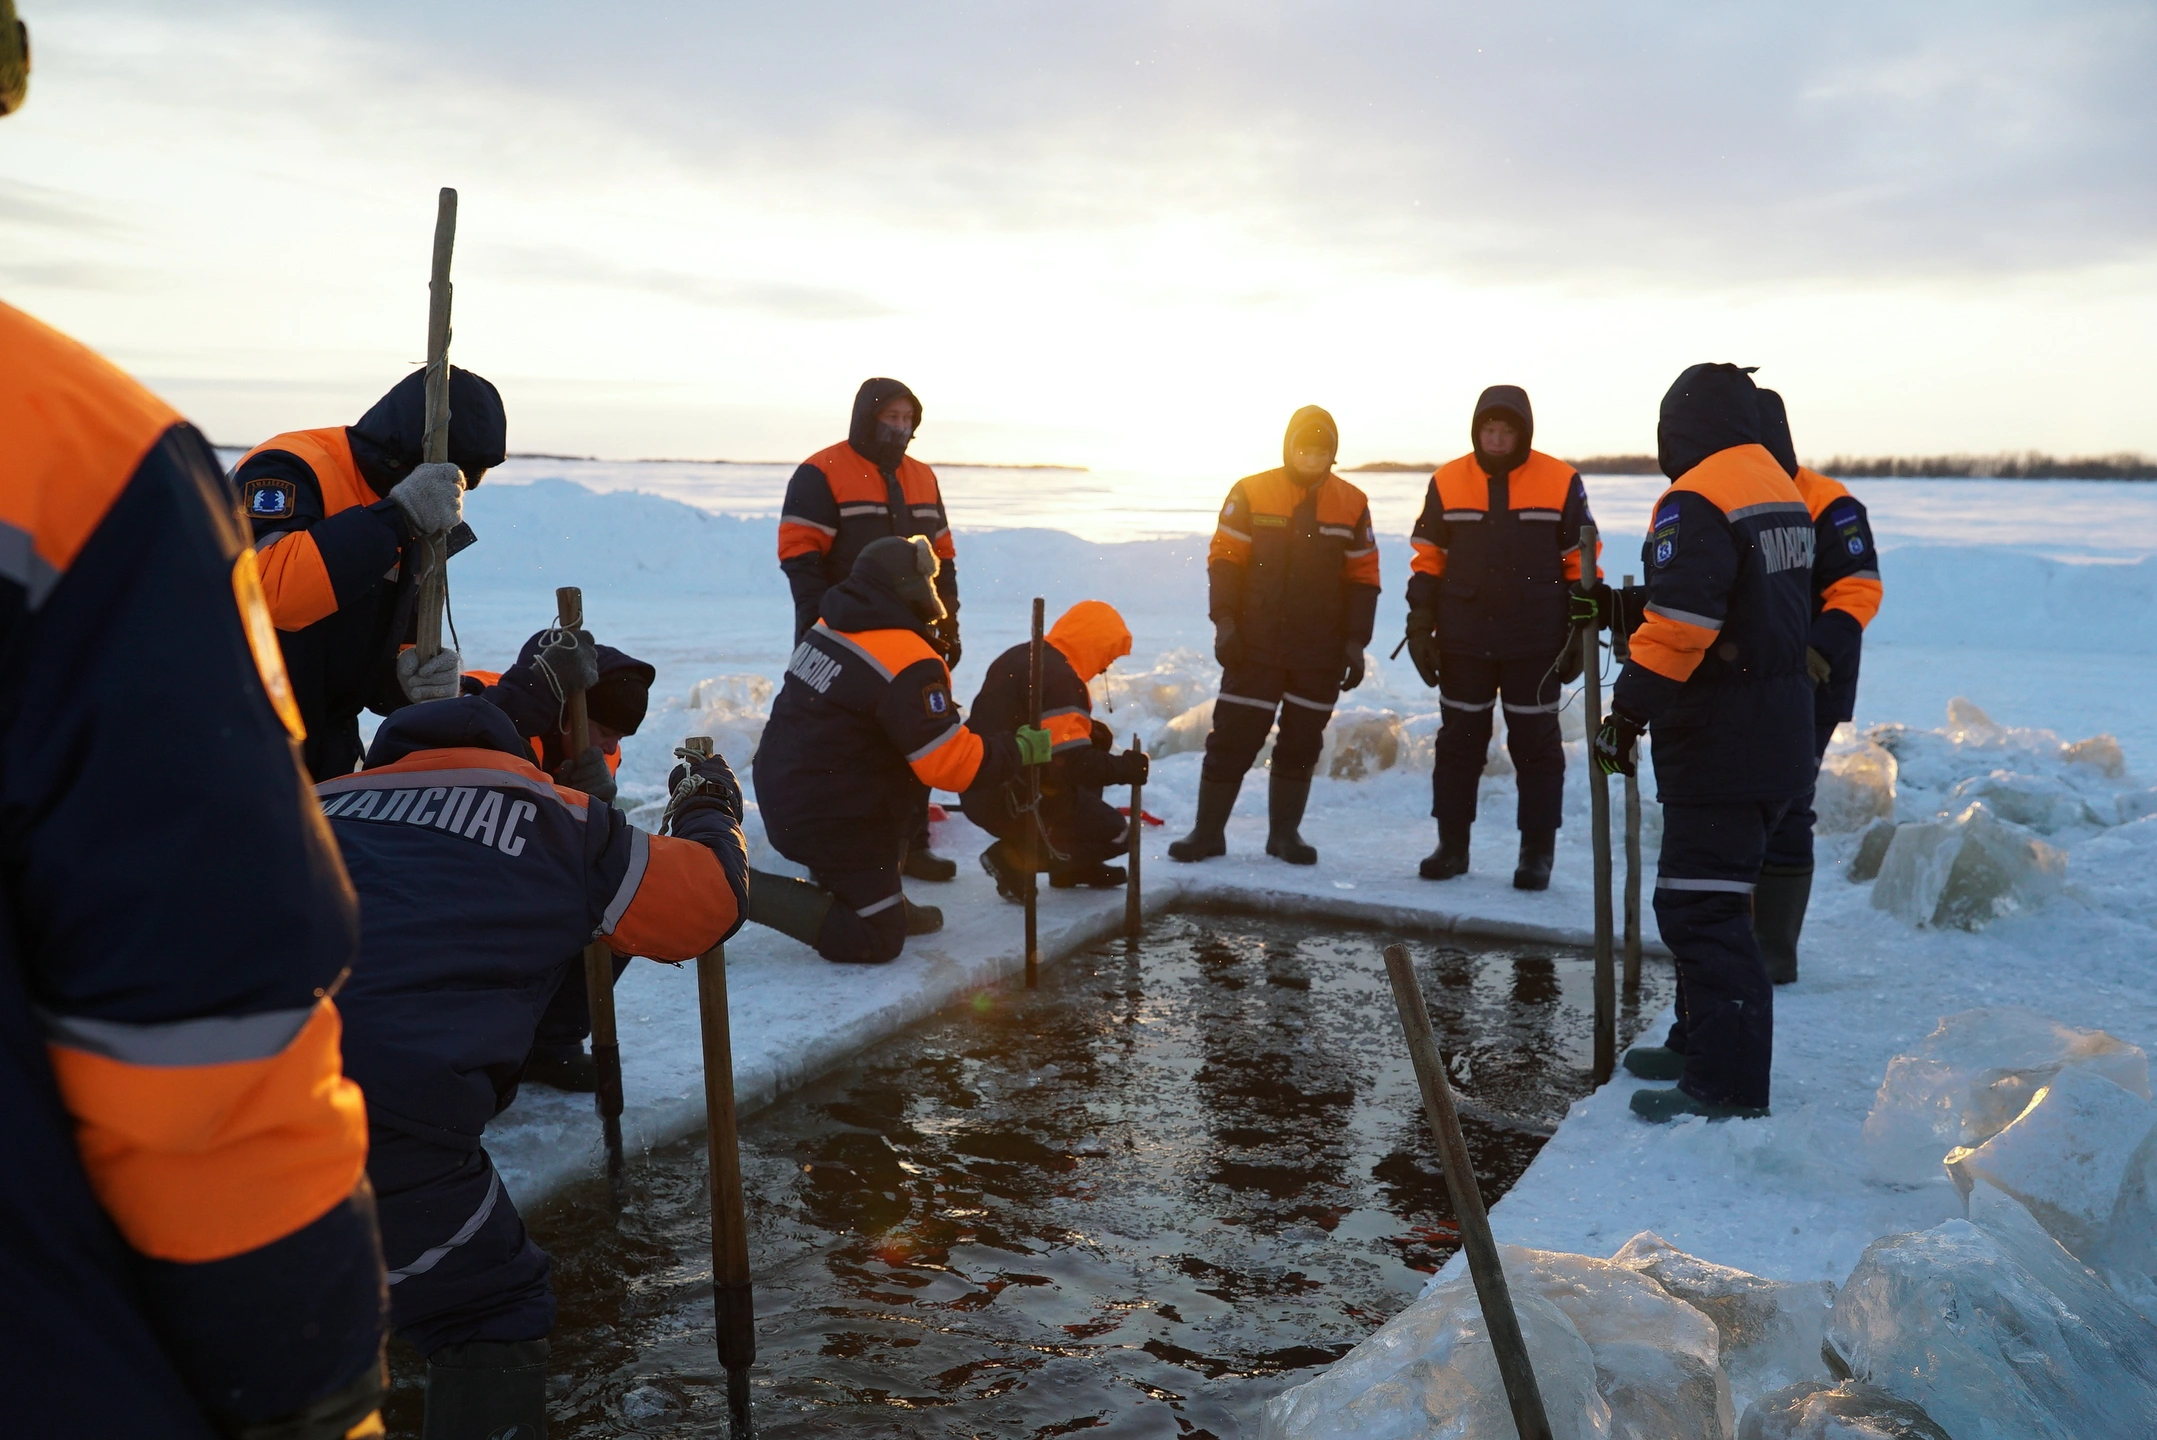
[1949,769,2109,834]
[2061,733,2127,779]
[1610,1231,1833,1416]
[1847,819,1897,883]
[1944,1063,2157,1261]
[1825,1188,2157,1439]
[1815,735,1897,833]
[1869,802,2065,929]
[1861,1006,2149,1186]
[1737,1380,1950,1440]
[1324,708,1403,781]
[1258,1263,1612,1440]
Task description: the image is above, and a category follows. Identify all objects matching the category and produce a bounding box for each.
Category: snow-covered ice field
[324,459,2157,1408]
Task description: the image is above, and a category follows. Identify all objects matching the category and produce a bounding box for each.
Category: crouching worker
[970,600,1149,895]
[1170,405,1380,865]
[752,537,1050,963]
[319,695,748,1433]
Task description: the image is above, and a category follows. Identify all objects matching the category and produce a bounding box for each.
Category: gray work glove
[1806,646,1833,688]
[396,646,462,703]
[389,461,465,535]
[533,627,600,703]
[561,744,618,805]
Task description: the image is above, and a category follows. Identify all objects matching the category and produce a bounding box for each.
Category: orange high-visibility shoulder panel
[1796,468,1883,626]
[830,625,945,678]
[47,1000,369,1263]
[795,442,955,559]
[1792,467,1851,520]
[1626,446,1803,684]
[0,302,181,601]
[241,427,376,631]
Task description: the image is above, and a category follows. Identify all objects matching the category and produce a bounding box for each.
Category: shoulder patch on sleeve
[922,681,952,719]
[243,477,297,521]
[1652,500,1681,568]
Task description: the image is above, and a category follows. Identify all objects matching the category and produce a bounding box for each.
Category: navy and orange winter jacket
[968,601,1141,837]
[235,366,506,779]
[1613,365,1817,803]
[324,698,747,1144]
[1207,407,1381,670]
[1,301,386,1437]
[1407,387,1601,660]
[755,566,1024,871]
[777,379,958,642]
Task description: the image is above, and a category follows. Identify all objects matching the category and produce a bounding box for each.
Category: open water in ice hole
[384,910,1672,1437]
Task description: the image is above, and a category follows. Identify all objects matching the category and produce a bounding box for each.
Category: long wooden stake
[1617,573,1643,995]
[559,585,626,1204]
[413,187,457,662]
[1124,734,1144,943]
[682,737,755,1437]
[1024,597,1044,988]
[1382,944,1553,1440]
[1580,526,1615,1085]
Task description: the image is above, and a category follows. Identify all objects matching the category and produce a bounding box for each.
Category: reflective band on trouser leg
[811,866,910,965]
[1202,662,1286,784]
[1652,800,1781,1109]
[44,998,368,1263]
[1270,668,1340,780]
[387,1170,501,1284]
[371,1135,555,1354]
[1498,653,1565,832]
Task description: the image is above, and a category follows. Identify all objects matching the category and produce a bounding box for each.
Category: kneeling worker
[753,537,1050,963]
[1170,405,1381,865]
[1754,389,1883,984]
[1404,386,1599,889]
[1593,363,1816,1122]
[971,600,1150,894]
[320,695,749,1433]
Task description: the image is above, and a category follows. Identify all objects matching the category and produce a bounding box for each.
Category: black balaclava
[848,377,923,469]
[348,365,508,497]
[853,535,946,624]
[1470,385,1534,477]
[1656,363,1762,481]
[1755,388,1801,479]
[1281,405,1339,487]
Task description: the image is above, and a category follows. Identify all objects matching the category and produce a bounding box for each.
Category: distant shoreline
[1349,451,2157,481]
[511,453,1090,472]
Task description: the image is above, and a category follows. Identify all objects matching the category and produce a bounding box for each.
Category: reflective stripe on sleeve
[1644,603,1725,632]
[598,828,652,937]
[41,1005,314,1067]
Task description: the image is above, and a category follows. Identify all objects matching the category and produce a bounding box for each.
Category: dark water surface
[386,911,1671,1437]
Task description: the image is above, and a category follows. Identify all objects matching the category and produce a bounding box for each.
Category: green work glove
[1015,725,1053,766]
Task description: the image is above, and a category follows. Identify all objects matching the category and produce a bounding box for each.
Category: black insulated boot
[1513,829,1556,891]
[1050,863,1127,889]
[423,1338,549,1440]
[902,847,958,883]
[1264,774,1319,865]
[522,1048,597,1093]
[1418,821,1471,880]
[980,841,1029,902]
[903,898,944,935]
[1168,777,1241,862]
[1754,865,1813,985]
[746,867,838,948]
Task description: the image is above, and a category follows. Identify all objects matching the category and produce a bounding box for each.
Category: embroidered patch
[922,683,952,718]
[1847,534,1866,555]
[1252,514,1289,528]
[1652,501,1680,568]
[243,478,296,521]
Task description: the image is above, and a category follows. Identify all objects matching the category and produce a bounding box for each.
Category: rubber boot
[1168,777,1241,862]
[522,1048,597,1093]
[1264,774,1318,865]
[1622,1046,1687,1081]
[422,1338,549,1440]
[1418,820,1471,880]
[902,847,958,883]
[746,867,837,948]
[1050,862,1127,889]
[1512,829,1556,892]
[903,898,943,935]
[979,841,1029,902]
[1754,865,1813,985]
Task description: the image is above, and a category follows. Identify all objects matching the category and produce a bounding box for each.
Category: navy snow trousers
[1657,798,1793,1110]
[1202,663,1340,784]
[1763,710,1843,872]
[373,1128,554,1356]
[1431,652,1566,833]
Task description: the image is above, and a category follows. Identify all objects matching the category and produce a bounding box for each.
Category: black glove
[667,750,745,824]
[1341,639,1366,692]
[1572,582,1613,631]
[1090,718,1115,750]
[930,614,962,670]
[1110,748,1151,787]
[1404,607,1442,688]
[1555,627,1586,685]
[533,626,600,705]
[561,744,618,805]
[1213,615,1242,669]
[1593,706,1647,778]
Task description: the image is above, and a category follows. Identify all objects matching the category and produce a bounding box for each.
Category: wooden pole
[1617,573,1643,995]
[1580,526,1615,1086]
[1382,944,1553,1440]
[413,187,457,662]
[683,735,755,1438]
[1024,597,1044,988]
[559,585,626,1204]
[1124,734,1144,944]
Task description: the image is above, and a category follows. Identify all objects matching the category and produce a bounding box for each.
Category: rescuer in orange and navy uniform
[466,629,661,1089]
[321,695,748,1433]
[1404,386,1600,890]
[777,378,964,883]
[1594,363,1817,1123]
[753,537,1049,964]
[235,364,508,780]
[0,302,388,1434]
[1754,389,1883,984]
[970,600,1150,894]
[1170,405,1380,867]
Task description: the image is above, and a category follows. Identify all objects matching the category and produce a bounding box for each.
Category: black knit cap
[348,365,508,493]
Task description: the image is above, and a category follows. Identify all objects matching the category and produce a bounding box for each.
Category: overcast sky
[4,1,2152,471]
